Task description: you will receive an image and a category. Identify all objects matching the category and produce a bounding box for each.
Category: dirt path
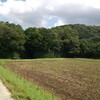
[0,80,14,100]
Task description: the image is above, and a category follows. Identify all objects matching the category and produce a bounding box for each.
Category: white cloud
[0,0,100,28]
[0,1,10,15]
[54,19,65,27]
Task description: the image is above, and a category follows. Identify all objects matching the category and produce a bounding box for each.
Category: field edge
[0,65,60,100]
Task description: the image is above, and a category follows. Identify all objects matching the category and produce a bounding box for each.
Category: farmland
[3,58,100,100]
[0,60,60,100]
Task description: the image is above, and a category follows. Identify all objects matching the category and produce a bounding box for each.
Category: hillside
[0,21,100,59]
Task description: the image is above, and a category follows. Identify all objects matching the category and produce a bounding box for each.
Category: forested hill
[0,21,100,59]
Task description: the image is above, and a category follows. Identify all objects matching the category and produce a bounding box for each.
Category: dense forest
[0,21,100,59]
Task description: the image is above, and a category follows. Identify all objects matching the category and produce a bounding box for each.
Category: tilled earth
[4,59,100,100]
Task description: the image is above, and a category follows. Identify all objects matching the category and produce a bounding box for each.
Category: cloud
[54,19,65,27]
[52,4,100,25]
[0,0,100,28]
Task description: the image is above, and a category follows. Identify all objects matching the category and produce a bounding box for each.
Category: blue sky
[0,0,100,28]
[1,0,7,2]
[47,17,59,28]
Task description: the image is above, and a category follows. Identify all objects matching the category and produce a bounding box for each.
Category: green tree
[0,22,25,58]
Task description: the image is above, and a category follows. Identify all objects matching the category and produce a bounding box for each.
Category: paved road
[0,80,14,100]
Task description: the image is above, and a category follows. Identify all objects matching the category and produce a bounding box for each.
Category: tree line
[0,21,100,59]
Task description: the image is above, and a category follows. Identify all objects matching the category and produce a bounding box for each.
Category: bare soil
[5,59,100,100]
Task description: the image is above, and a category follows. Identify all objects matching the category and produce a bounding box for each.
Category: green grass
[0,64,60,100]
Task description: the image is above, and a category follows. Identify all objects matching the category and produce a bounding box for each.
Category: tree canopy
[0,21,100,59]
[0,21,25,58]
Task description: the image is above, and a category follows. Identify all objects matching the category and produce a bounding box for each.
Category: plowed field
[5,59,100,100]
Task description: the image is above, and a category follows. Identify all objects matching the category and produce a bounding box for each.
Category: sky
[0,0,100,29]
